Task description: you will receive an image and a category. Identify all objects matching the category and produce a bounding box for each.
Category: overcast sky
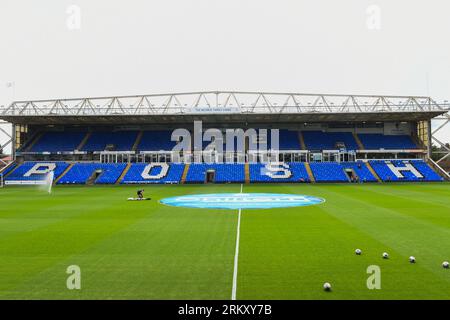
[0,0,449,153]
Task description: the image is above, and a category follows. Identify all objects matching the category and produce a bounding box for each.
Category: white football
[443,261,449,269]
[409,256,416,263]
[355,249,362,255]
[382,252,389,259]
[323,282,331,291]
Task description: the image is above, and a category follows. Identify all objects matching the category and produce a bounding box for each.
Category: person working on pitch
[126,190,150,201]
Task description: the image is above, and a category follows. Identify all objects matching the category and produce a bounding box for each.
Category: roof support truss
[1,91,447,117]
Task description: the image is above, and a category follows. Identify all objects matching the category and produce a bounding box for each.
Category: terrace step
[86,169,100,185]
[353,133,365,150]
[343,168,356,182]
[245,163,250,184]
[76,132,91,151]
[54,163,74,185]
[298,131,307,150]
[132,131,144,152]
[116,162,132,184]
[365,162,381,182]
[304,162,315,182]
[180,163,190,184]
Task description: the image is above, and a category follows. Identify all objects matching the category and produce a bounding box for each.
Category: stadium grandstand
[0,91,449,185]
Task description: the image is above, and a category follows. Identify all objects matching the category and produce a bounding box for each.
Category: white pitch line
[231,183,243,300]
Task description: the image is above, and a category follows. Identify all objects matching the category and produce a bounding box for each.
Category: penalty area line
[231,183,243,300]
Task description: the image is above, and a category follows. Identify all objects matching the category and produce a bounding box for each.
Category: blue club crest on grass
[160,193,325,210]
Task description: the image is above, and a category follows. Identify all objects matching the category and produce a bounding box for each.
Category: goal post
[0,173,4,188]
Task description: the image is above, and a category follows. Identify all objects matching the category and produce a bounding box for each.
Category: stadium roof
[0,91,448,125]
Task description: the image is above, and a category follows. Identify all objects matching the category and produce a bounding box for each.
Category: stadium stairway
[340,162,377,182]
[245,163,250,183]
[365,162,381,182]
[116,163,132,184]
[304,162,316,182]
[298,131,307,150]
[353,133,365,150]
[54,163,74,185]
[180,163,190,184]
[132,131,144,151]
[76,132,91,151]
[86,171,97,185]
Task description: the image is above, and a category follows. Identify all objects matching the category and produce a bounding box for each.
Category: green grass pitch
[0,183,449,300]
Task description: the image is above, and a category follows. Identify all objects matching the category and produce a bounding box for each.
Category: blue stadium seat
[302,131,358,151]
[200,129,300,152]
[249,162,309,182]
[370,160,443,182]
[5,160,441,184]
[138,131,177,151]
[121,163,185,184]
[185,164,245,183]
[82,131,138,151]
[358,134,417,149]
[5,162,69,181]
[309,162,349,182]
[30,132,85,152]
[278,130,301,150]
[370,160,409,182]
[57,163,127,184]
[410,160,443,181]
[340,162,377,182]
[0,163,17,176]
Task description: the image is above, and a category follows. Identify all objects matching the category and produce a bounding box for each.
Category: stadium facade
[0,91,449,185]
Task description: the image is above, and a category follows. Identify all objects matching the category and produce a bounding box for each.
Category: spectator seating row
[121,163,185,184]
[303,131,359,151]
[5,161,69,181]
[359,134,417,150]
[138,131,177,151]
[249,162,309,182]
[185,164,245,183]
[58,163,127,184]
[0,163,17,176]
[30,132,86,152]
[25,130,420,153]
[369,160,443,182]
[82,131,138,152]
[5,160,442,184]
[340,162,378,182]
[309,162,350,182]
[279,130,302,150]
